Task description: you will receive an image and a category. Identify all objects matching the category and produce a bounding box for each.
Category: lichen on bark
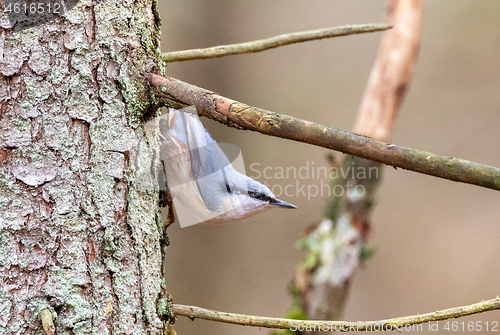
[0,0,166,333]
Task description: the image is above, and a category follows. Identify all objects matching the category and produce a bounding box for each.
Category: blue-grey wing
[171,107,236,212]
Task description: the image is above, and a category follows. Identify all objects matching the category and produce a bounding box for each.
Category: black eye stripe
[249,191,272,202]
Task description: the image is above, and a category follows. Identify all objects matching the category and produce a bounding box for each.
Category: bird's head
[245,178,297,209]
[212,174,296,223]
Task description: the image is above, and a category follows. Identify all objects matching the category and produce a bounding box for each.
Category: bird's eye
[252,192,263,200]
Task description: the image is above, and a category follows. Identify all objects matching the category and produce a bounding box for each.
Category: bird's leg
[164,190,175,229]
[159,161,175,229]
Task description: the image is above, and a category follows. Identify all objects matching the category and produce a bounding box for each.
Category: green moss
[156,295,174,323]
[156,298,168,316]
[286,305,308,320]
[161,278,166,291]
[302,252,321,270]
[359,246,375,265]
[295,221,332,271]
[270,306,308,335]
[121,74,151,128]
[104,227,118,252]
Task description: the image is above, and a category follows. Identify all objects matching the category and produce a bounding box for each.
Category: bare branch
[298,0,424,323]
[148,73,500,192]
[162,24,391,62]
[173,297,500,331]
[353,1,422,142]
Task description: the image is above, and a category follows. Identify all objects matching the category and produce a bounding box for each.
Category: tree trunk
[0,0,166,333]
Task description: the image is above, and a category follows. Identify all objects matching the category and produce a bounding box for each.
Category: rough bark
[0,0,166,333]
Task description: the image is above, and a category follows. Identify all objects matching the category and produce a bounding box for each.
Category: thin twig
[162,24,391,62]
[173,297,500,331]
[147,73,500,192]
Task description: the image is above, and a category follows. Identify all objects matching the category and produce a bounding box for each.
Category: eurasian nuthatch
[160,107,296,225]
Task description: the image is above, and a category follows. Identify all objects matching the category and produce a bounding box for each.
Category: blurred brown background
[158,1,500,334]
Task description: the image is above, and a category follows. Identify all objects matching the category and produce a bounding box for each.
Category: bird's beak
[271,198,297,209]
